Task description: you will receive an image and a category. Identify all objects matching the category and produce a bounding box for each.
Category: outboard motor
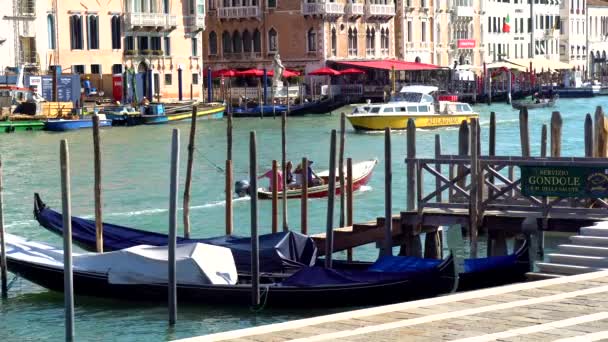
[235,180,250,197]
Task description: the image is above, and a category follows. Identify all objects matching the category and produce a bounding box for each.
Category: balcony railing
[302,2,345,17]
[125,13,177,31]
[124,50,164,57]
[365,4,395,19]
[19,53,37,65]
[218,6,260,19]
[222,51,263,60]
[345,3,364,17]
[186,15,206,31]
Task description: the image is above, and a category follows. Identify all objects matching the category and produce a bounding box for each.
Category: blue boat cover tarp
[35,203,317,273]
[366,255,443,272]
[463,254,517,273]
[281,260,439,287]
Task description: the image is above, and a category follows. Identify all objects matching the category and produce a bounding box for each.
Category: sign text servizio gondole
[521,166,608,197]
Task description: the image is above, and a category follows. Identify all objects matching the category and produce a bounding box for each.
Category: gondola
[253,159,377,199]
[33,194,316,274]
[511,95,558,110]
[33,194,530,292]
[5,233,456,307]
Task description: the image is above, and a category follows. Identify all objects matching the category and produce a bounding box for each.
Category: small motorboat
[511,95,558,110]
[165,103,225,122]
[346,86,478,131]
[231,104,288,118]
[98,105,141,126]
[44,114,112,131]
[237,159,378,199]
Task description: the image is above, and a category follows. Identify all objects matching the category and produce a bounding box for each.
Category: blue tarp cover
[35,204,317,273]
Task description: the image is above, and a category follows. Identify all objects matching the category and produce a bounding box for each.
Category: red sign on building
[457,39,476,49]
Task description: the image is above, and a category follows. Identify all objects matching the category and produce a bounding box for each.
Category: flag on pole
[503,15,511,33]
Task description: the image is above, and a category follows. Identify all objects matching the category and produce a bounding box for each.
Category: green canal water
[0,97,607,341]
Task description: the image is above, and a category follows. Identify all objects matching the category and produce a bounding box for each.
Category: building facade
[587,0,608,78]
[203,0,397,73]
[560,0,587,69]
[1,0,48,74]
[483,0,560,63]
[43,0,205,99]
[445,0,482,67]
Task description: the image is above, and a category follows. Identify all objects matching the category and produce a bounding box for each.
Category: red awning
[308,67,341,76]
[335,59,440,71]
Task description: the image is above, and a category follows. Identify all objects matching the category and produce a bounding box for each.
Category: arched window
[111,15,121,50]
[383,28,389,54]
[268,28,277,52]
[242,30,251,53]
[352,28,358,55]
[371,28,376,53]
[47,14,56,49]
[209,31,217,55]
[331,28,337,56]
[348,28,353,55]
[69,15,83,50]
[366,28,371,54]
[87,15,99,50]
[307,28,316,52]
[232,30,242,53]
[253,29,261,53]
[222,31,232,54]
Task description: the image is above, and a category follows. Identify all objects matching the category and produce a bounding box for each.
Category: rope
[6,275,19,291]
[249,285,270,313]
[193,148,224,173]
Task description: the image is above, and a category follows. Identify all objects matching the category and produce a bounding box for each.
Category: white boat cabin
[351,85,475,116]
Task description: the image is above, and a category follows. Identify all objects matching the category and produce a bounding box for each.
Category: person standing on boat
[259,168,283,192]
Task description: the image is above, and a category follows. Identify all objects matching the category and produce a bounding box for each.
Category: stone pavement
[177,271,608,342]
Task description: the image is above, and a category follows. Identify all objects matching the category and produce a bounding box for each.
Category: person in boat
[306,160,324,186]
[258,167,283,192]
[140,97,150,106]
[285,161,295,186]
[533,92,541,104]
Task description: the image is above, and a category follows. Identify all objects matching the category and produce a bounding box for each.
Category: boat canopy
[335,59,440,71]
[5,233,238,285]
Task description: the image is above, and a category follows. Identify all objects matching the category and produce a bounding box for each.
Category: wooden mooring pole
[585,113,594,157]
[469,118,479,258]
[60,140,74,341]
[456,120,469,198]
[168,129,180,325]
[226,111,233,235]
[406,119,416,210]
[346,158,353,261]
[325,130,337,269]
[434,134,442,202]
[271,160,279,234]
[281,111,288,231]
[551,111,563,158]
[383,128,393,257]
[0,156,7,298]
[339,113,346,228]
[301,157,308,235]
[541,124,548,158]
[594,107,606,157]
[183,105,197,239]
[92,115,103,253]
[519,108,530,157]
[249,132,260,307]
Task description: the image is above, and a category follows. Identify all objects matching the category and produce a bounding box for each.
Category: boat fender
[235,180,250,197]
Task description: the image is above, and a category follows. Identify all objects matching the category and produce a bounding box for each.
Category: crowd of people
[259,160,325,191]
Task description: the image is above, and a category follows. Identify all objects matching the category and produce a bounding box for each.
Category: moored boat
[511,95,558,110]
[231,104,288,118]
[346,86,478,131]
[32,194,530,293]
[44,114,112,131]
[5,232,456,307]
[0,119,44,132]
[254,159,377,199]
[166,103,225,121]
[98,105,141,126]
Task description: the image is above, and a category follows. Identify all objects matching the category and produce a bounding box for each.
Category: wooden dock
[176,271,608,342]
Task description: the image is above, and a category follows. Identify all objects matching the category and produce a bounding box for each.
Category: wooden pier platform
[176,271,608,342]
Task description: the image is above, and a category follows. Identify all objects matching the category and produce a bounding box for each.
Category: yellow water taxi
[346,85,478,131]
